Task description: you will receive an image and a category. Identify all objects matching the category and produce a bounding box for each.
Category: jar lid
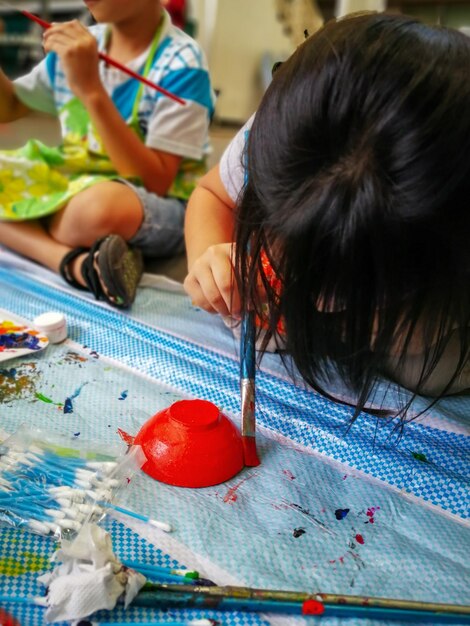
[33,311,66,332]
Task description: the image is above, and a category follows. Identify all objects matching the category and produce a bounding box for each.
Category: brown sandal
[59,235,143,308]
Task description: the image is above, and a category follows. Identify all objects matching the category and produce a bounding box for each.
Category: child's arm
[0,68,32,122]
[43,21,181,196]
[184,164,240,317]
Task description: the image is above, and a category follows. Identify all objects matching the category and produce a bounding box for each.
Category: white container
[33,311,67,344]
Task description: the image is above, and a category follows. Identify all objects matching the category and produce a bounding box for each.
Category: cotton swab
[0,1,185,105]
[0,595,47,607]
[123,562,200,579]
[122,561,205,584]
[99,502,172,532]
[80,619,220,626]
[0,444,128,535]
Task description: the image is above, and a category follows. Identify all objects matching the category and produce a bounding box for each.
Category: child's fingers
[184,279,218,314]
[43,19,88,39]
[184,269,228,316]
[43,20,96,52]
[42,33,71,53]
[195,267,231,316]
[212,261,240,317]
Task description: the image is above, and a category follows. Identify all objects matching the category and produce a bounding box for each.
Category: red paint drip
[355,533,365,544]
[282,469,296,480]
[302,600,325,615]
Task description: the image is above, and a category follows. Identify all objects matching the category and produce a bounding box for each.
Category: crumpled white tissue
[38,523,146,623]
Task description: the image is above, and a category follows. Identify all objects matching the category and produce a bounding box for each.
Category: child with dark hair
[184,13,470,412]
[0,0,214,308]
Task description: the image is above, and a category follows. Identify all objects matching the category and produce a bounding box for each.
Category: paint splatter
[117,428,135,445]
[282,469,296,480]
[289,502,334,535]
[293,527,306,538]
[335,508,350,520]
[73,432,80,438]
[119,390,128,401]
[411,451,429,463]
[302,600,324,615]
[61,351,87,364]
[365,506,380,524]
[0,364,38,403]
[355,533,365,544]
[35,392,54,404]
[63,383,88,413]
[223,474,256,504]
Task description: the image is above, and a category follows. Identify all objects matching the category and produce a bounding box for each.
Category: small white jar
[33,311,67,344]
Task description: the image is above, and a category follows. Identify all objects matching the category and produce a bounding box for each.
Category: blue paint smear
[334,508,350,520]
[119,390,128,400]
[0,368,17,378]
[63,383,88,414]
[70,383,88,400]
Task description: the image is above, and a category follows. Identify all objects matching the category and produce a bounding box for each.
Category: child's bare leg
[48,181,143,248]
[0,219,70,272]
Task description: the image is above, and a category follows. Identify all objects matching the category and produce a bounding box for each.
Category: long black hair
[235,13,470,418]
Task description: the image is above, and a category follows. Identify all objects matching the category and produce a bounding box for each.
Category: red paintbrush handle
[98,52,185,105]
[20,8,50,29]
[19,9,185,105]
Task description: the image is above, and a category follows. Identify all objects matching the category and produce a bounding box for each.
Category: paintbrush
[0,1,185,106]
[134,583,470,623]
[240,129,260,468]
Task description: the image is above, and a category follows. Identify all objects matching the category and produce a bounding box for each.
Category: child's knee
[49,183,142,245]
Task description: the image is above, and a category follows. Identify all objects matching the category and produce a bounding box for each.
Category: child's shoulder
[158,19,208,71]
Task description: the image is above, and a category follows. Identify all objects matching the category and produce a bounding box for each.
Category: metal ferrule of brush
[240,378,256,437]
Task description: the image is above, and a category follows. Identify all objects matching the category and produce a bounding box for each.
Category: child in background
[0,0,214,308]
[184,13,470,411]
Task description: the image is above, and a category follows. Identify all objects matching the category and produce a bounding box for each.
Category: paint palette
[0,313,49,362]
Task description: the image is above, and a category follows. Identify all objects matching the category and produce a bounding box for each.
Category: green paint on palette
[0,552,50,576]
[411,451,429,463]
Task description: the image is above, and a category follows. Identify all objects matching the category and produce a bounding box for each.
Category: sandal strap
[59,247,89,291]
[81,237,107,300]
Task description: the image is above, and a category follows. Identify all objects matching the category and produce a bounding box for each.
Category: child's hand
[184,243,241,318]
[43,20,102,101]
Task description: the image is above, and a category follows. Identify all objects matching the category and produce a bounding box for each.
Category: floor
[0,115,239,283]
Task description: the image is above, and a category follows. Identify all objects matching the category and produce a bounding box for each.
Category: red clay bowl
[134,399,244,488]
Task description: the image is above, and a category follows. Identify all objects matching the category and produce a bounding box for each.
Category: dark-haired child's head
[236,13,470,411]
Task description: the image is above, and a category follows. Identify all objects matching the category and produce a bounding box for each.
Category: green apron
[0,19,204,221]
